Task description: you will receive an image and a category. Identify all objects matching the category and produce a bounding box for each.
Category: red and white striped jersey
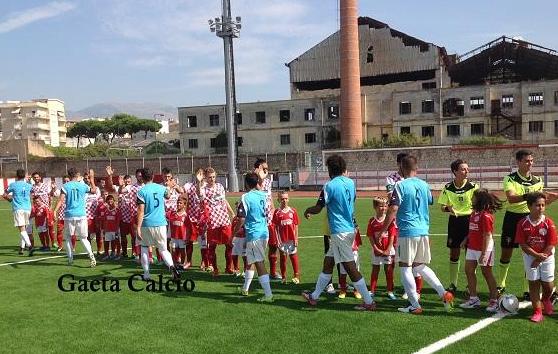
[31,182,51,207]
[202,183,230,230]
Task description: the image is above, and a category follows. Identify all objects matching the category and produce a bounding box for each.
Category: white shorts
[340,251,360,274]
[523,252,555,282]
[326,231,356,264]
[104,232,118,242]
[246,238,267,265]
[13,210,30,227]
[198,234,208,249]
[372,252,395,266]
[172,238,186,249]
[140,226,168,250]
[64,218,88,240]
[37,225,48,233]
[466,240,495,267]
[231,237,246,256]
[397,236,431,265]
[279,241,297,255]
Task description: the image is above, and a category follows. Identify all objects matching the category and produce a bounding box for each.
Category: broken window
[443,98,465,117]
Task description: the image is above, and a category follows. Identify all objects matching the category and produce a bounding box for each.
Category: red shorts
[268,225,279,246]
[120,222,132,237]
[187,222,199,242]
[207,225,232,245]
[87,219,97,234]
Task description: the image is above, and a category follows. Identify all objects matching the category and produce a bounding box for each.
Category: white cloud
[0,1,76,34]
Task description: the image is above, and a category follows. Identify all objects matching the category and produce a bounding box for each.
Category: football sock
[232,255,239,270]
[414,264,445,297]
[370,267,379,292]
[186,243,193,263]
[269,248,278,275]
[20,238,25,249]
[225,244,233,272]
[280,253,287,279]
[80,238,94,257]
[258,274,273,297]
[412,268,423,293]
[20,230,31,248]
[39,233,46,247]
[499,261,510,288]
[120,233,128,254]
[386,264,395,292]
[243,270,255,292]
[290,254,299,276]
[339,273,347,291]
[96,235,103,253]
[140,247,150,274]
[104,240,110,255]
[65,239,73,259]
[353,278,373,304]
[159,249,174,268]
[311,272,332,300]
[179,249,186,264]
[449,259,460,286]
[401,266,420,308]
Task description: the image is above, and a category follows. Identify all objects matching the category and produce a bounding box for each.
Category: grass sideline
[1,198,557,353]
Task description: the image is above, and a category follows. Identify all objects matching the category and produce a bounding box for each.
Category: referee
[438,159,478,295]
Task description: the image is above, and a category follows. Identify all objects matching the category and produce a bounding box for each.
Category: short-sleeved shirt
[137,183,168,227]
[166,210,188,240]
[237,189,269,242]
[31,182,51,207]
[386,171,403,195]
[62,181,91,219]
[202,183,231,230]
[437,180,478,216]
[184,182,203,224]
[323,175,356,235]
[503,172,544,214]
[467,210,494,251]
[367,217,398,255]
[515,215,557,253]
[101,207,120,233]
[7,180,32,212]
[272,207,299,243]
[390,177,432,238]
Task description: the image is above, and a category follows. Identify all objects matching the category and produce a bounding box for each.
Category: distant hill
[67,102,177,121]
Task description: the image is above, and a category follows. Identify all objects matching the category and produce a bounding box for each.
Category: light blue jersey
[238,189,268,241]
[7,180,32,212]
[390,177,432,237]
[62,181,90,218]
[137,183,168,227]
[323,175,356,234]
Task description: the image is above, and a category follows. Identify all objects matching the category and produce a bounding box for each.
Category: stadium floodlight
[208,0,241,192]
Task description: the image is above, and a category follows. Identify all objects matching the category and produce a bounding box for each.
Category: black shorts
[447,215,470,248]
[501,211,529,248]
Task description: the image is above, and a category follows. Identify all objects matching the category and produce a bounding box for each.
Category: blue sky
[2,0,558,111]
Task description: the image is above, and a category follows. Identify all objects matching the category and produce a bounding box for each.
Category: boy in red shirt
[515,192,557,322]
[272,191,300,284]
[100,194,121,260]
[166,196,190,267]
[367,197,397,300]
[32,196,52,250]
[231,202,247,276]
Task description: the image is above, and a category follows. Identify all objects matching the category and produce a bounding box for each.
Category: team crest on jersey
[539,228,547,236]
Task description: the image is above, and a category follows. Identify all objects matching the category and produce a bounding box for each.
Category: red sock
[179,248,186,264]
[96,234,103,253]
[370,267,379,293]
[201,248,209,267]
[232,255,239,271]
[290,254,300,277]
[115,238,121,255]
[225,244,233,272]
[386,264,395,292]
[209,244,218,270]
[172,248,179,263]
[29,234,35,247]
[104,240,110,255]
[339,274,347,291]
[48,223,55,245]
[39,232,47,247]
[186,243,193,263]
[156,248,162,262]
[268,246,278,275]
[56,222,63,248]
[415,276,423,294]
[279,253,287,279]
[71,235,76,249]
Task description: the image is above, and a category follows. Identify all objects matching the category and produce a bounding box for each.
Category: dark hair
[472,188,503,213]
[515,150,533,161]
[400,155,418,175]
[450,159,467,173]
[326,155,347,177]
[135,168,143,175]
[396,152,409,164]
[105,194,115,201]
[254,158,267,169]
[245,172,259,189]
[142,168,153,182]
[68,168,78,179]
[124,174,131,180]
[31,171,41,177]
[525,192,546,206]
[16,169,26,179]
[162,167,171,175]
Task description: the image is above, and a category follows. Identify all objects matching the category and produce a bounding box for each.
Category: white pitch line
[0,253,87,267]
[413,302,531,354]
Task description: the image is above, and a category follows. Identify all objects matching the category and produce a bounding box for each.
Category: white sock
[243,270,255,291]
[414,264,445,297]
[80,238,94,257]
[353,278,373,304]
[412,268,420,278]
[159,249,174,268]
[66,239,73,259]
[141,247,150,275]
[20,231,31,247]
[311,272,332,300]
[259,274,273,297]
[401,266,421,308]
[20,238,26,249]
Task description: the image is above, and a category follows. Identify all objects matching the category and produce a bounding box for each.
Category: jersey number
[153,193,160,208]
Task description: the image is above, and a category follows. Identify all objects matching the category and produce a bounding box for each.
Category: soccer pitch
[1,198,557,354]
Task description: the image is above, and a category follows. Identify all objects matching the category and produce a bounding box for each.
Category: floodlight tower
[209,0,241,192]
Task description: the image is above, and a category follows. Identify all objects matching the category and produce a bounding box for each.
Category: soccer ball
[498,294,519,314]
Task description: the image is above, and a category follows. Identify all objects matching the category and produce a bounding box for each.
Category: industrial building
[179,17,558,155]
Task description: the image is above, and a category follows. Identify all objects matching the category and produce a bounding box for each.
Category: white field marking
[413,301,531,354]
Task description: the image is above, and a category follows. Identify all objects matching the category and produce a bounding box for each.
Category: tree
[137,119,162,139]
[67,121,88,147]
